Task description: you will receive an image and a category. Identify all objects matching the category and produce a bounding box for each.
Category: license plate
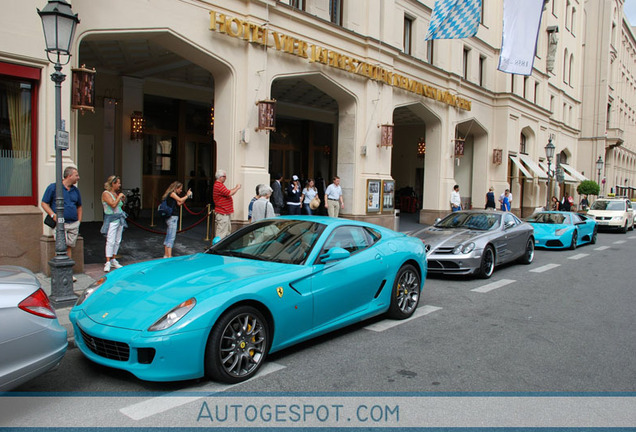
[597,221,608,225]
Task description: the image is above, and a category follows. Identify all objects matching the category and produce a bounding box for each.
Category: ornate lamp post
[544,136,556,209]
[38,0,80,306]
[596,156,604,196]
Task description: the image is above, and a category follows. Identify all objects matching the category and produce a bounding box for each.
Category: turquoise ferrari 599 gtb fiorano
[69,216,426,383]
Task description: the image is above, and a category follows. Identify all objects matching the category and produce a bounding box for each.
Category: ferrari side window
[322,227,373,255]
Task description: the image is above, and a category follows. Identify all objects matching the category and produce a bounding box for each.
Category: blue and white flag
[425,0,482,40]
[498,0,544,75]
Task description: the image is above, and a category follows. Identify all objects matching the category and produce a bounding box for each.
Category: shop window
[0,62,39,205]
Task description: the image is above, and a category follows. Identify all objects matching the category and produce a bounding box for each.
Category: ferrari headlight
[75,276,107,306]
[148,298,196,331]
[555,228,568,236]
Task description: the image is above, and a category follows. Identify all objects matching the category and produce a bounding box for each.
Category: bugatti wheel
[206,306,269,383]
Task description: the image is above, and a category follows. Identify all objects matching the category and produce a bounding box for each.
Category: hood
[586,209,624,217]
[530,223,568,237]
[417,227,487,250]
[80,254,297,330]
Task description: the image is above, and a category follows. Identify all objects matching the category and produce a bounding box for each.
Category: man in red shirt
[213,169,241,239]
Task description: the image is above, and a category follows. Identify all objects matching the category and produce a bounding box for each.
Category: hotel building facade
[1,0,635,272]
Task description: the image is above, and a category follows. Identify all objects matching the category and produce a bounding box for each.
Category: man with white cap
[286,175,302,215]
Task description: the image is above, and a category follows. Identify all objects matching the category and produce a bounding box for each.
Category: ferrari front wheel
[206,306,269,383]
[387,264,420,320]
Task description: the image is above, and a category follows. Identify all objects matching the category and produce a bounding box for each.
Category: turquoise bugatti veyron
[69,216,426,383]
[526,211,597,250]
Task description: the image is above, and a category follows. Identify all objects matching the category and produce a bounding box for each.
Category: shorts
[63,221,80,247]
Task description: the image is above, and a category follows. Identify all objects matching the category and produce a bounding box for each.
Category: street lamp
[544,136,556,209]
[38,0,80,307]
[596,156,604,196]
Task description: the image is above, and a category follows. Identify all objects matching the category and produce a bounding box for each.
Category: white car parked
[586,198,634,233]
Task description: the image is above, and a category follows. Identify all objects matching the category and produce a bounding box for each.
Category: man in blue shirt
[41,166,83,264]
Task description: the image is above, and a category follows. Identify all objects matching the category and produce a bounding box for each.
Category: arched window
[568,54,574,85]
[571,8,576,33]
[563,48,569,83]
[520,133,527,154]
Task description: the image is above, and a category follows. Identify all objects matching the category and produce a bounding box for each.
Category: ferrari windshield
[526,213,568,224]
[207,219,326,265]
[591,200,625,211]
[435,212,501,230]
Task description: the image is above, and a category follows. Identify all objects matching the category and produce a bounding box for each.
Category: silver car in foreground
[411,211,535,278]
[0,266,67,391]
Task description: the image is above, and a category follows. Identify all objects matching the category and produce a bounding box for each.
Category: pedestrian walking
[450,184,461,212]
[161,181,192,258]
[301,179,318,215]
[251,185,275,223]
[499,189,513,209]
[501,190,511,212]
[324,175,344,217]
[286,175,302,215]
[41,166,82,281]
[213,169,241,239]
[101,175,127,272]
[247,184,262,223]
[485,186,496,210]
[271,173,284,216]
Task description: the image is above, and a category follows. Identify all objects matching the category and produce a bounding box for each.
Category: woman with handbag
[301,178,319,215]
[101,175,127,272]
[161,181,191,259]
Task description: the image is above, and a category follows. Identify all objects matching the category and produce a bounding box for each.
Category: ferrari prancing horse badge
[276,287,284,298]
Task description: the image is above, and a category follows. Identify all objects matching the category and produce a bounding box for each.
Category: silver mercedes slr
[411,210,535,278]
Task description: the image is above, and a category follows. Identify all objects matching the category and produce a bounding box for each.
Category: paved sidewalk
[38,211,425,347]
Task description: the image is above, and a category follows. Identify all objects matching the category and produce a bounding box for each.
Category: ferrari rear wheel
[205,306,269,384]
[569,230,577,250]
[387,264,420,320]
[477,246,495,279]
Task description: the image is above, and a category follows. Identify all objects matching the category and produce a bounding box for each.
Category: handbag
[309,196,321,210]
[157,199,173,217]
[44,214,56,228]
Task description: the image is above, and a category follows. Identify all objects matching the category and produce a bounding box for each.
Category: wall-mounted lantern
[130,111,145,141]
[417,137,426,158]
[256,99,276,132]
[71,64,95,114]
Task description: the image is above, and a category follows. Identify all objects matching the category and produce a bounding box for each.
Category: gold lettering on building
[209,11,471,110]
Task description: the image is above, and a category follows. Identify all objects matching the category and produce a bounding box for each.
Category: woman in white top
[101,175,127,272]
[301,179,318,215]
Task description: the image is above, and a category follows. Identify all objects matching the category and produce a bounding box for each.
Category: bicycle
[123,187,141,219]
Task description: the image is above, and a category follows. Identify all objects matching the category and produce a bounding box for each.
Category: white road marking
[119,362,286,420]
[529,263,561,273]
[594,246,610,251]
[471,279,516,293]
[629,235,636,240]
[568,253,589,260]
[613,240,626,244]
[364,305,442,332]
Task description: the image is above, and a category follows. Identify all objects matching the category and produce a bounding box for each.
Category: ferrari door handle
[375,254,382,260]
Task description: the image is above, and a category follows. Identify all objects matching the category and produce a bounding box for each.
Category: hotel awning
[509,155,534,180]
[538,161,577,184]
[560,163,588,182]
[517,153,548,180]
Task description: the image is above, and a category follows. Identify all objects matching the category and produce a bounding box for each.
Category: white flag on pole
[498,0,544,75]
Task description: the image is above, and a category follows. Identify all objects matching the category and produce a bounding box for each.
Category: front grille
[595,216,611,221]
[435,247,455,254]
[546,239,564,247]
[78,326,130,362]
[428,260,460,270]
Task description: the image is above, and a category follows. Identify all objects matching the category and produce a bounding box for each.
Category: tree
[577,180,600,196]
